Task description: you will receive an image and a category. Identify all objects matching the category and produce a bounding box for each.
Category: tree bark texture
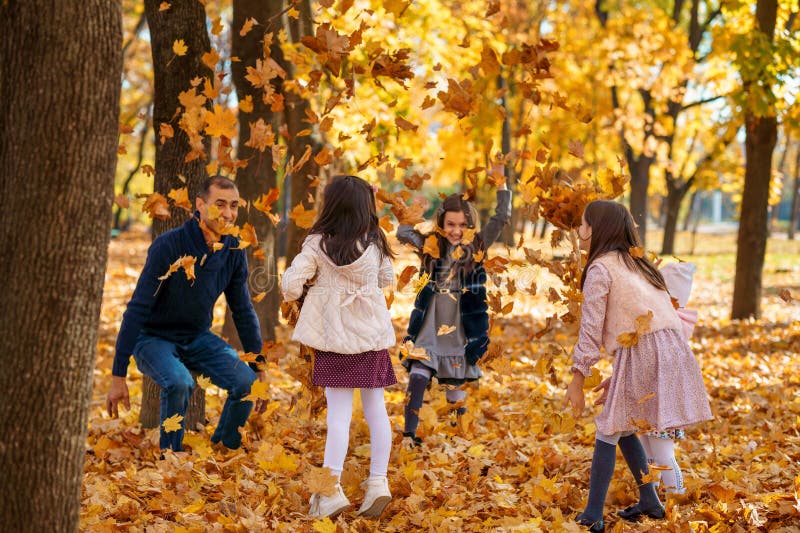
[222,0,282,348]
[788,149,800,240]
[731,0,778,319]
[139,0,213,428]
[0,2,121,531]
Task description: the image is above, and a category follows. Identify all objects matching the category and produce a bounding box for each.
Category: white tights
[641,435,685,494]
[323,387,392,479]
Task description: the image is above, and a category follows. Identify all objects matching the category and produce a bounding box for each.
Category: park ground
[81,226,800,532]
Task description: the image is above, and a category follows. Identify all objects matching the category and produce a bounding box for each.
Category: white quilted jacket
[281,234,396,353]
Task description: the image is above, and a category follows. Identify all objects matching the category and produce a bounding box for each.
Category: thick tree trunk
[789,150,800,240]
[681,190,700,231]
[732,0,778,320]
[284,0,321,264]
[661,181,690,255]
[140,0,212,429]
[0,2,120,531]
[222,0,281,348]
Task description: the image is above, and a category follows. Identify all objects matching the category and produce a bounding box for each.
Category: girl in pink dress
[564,201,712,532]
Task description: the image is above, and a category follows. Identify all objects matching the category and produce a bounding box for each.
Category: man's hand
[593,377,611,406]
[563,371,586,418]
[106,376,130,418]
[253,371,268,414]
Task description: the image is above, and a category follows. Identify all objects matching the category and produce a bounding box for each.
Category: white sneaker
[358,477,392,518]
[310,484,350,518]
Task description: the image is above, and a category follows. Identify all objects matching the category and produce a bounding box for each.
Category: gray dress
[397,190,512,382]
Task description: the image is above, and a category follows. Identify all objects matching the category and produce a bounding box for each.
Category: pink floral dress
[572,263,713,436]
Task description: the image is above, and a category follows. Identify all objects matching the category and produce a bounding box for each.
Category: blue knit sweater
[112,215,261,377]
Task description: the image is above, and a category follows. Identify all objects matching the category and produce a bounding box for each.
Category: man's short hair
[199,175,238,200]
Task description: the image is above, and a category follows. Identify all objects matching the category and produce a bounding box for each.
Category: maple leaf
[244,119,274,152]
[158,2,170,11]
[303,466,338,497]
[239,95,254,113]
[244,58,286,89]
[178,88,206,110]
[779,289,793,303]
[167,187,192,212]
[616,310,654,348]
[312,518,337,533]
[629,246,645,258]
[142,192,171,220]
[245,379,270,402]
[451,246,464,260]
[236,223,258,250]
[240,17,257,37]
[195,375,212,389]
[114,194,130,209]
[396,265,419,293]
[201,49,219,70]
[403,172,430,190]
[253,188,280,217]
[384,0,410,17]
[314,147,333,166]
[158,255,196,284]
[438,78,476,118]
[399,339,429,361]
[205,104,237,139]
[437,324,457,336]
[158,123,174,144]
[172,39,187,57]
[423,234,440,259]
[379,215,394,233]
[289,203,317,229]
[568,139,585,159]
[412,271,431,296]
[162,414,183,433]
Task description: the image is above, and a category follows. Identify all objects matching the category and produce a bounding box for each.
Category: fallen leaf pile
[83,230,800,531]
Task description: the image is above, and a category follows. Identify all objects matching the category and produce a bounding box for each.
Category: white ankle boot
[358,477,391,517]
[309,484,350,518]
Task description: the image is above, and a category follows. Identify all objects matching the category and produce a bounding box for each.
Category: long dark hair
[309,175,394,266]
[421,193,484,277]
[580,200,668,292]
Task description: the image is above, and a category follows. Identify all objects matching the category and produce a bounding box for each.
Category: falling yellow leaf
[212,242,224,252]
[437,324,457,336]
[196,375,212,389]
[288,203,317,229]
[252,292,266,303]
[142,192,171,220]
[205,104,237,139]
[158,2,170,11]
[245,379,270,402]
[240,17,257,37]
[451,246,464,260]
[399,340,429,361]
[617,310,653,348]
[629,246,645,258]
[172,39,188,57]
[236,223,259,249]
[473,249,485,263]
[158,255,196,283]
[162,414,184,433]
[167,187,192,212]
[412,271,431,296]
[159,123,174,144]
[201,48,220,70]
[423,234,440,259]
[379,215,394,233]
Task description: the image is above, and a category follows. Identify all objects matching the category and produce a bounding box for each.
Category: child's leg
[577,434,618,524]
[359,388,392,478]
[323,387,355,480]
[403,363,432,436]
[642,435,685,494]
[617,433,662,509]
[445,388,467,415]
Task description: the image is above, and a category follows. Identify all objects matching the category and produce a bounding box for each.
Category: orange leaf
[159,123,174,144]
[240,17,257,37]
[205,104,237,139]
[162,414,183,433]
[172,39,187,56]
[252,292,266,303]
[629,246,645,259]
[397,265,419,292]
[423,234,440,259]
[289,203,317,229]
[142,192,171,220]
[303,467,338,497]
[168,187,192,212]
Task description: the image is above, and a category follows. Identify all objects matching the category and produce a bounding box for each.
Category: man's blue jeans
[133,331,257,451]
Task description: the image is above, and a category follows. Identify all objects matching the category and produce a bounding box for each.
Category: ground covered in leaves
[82,228,800,532]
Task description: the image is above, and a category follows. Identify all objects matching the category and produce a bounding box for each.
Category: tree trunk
[498,73,517,245]
[731,0,778,320]
[140,0,212,429]
[222,0,282,348]
[661,181,690,255]
[0,2,120,531]
[283,0,322,264]
[681,190,700,231]
[789,149,800,240]
[629,157,652,249]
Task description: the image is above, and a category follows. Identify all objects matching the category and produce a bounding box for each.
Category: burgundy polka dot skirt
[312,349,397,388]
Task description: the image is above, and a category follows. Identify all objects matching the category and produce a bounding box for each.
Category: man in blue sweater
[106,176,266,451]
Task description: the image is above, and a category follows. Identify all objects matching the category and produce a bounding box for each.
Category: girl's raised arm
[478,187,512,247]
[281,235,320,302]
[571,263,612,377]
[396,224,425,251]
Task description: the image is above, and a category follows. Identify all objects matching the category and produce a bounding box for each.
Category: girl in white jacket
[281,175,397,520]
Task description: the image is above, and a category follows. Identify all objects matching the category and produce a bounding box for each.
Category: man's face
[196,185,239,236]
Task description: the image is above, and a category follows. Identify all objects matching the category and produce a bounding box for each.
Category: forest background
[1,0,799,531]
